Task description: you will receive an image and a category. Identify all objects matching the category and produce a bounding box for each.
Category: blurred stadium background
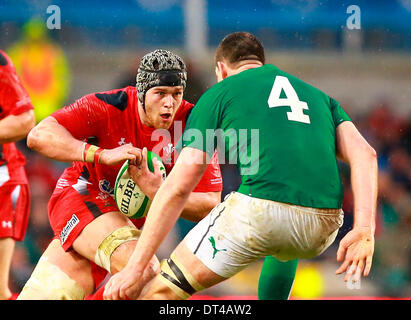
[1,0,410,299]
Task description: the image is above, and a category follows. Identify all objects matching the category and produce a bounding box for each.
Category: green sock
[258,256,298,300]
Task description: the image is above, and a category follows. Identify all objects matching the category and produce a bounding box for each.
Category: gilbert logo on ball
[114,151,166,219]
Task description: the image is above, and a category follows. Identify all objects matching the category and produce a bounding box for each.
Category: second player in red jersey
[0,50,35,300]
[18,49,222,300]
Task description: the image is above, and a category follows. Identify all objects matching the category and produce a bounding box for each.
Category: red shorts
[0,183,30,241]
[48,182,145,251]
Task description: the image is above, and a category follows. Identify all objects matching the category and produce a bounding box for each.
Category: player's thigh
[0,238,15,273]
[72,211,139,273]
[175,241,226,288]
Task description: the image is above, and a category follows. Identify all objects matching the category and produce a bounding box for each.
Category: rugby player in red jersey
[17,50,222,299]
[0,50,35,300]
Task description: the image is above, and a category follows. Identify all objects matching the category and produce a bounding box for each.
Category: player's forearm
[129,178,192,274]
[180,191,221,222]
[0,110,35,143]
[127,148,207,274]
[27,116,84,162]
[350,147,378,232]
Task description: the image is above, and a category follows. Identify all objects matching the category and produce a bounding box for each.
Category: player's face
[144,86,184,129]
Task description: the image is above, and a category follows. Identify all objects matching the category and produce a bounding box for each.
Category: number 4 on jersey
[268,76,311,124]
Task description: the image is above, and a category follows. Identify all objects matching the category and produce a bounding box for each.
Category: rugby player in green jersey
[104,32,378,300]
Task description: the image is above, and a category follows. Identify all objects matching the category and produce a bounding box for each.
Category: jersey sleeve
[330,97,351,127]
[51,93,109,141]
[0,51,33,117]
[192,150,223,192]
[180,85,224,158]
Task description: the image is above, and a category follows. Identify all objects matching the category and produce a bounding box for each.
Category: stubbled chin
[156,121,172,130]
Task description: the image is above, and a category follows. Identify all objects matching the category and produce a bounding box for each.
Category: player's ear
[215,61,227,82]
[215,62,220,77]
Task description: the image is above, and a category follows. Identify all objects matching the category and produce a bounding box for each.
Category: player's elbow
[368,146,378,171]
[206,192,221,211]
[20,110,36,136]
[363,144,377,163]
[198,192,221,220]
[181,192,221,222]
[27,122,51,152]
[347,140,377,167]
[351,143,378,173]
[369,145,377,159]
[26,126,40,150]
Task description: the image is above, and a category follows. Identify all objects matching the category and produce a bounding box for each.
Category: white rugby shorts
[184,192,343,278]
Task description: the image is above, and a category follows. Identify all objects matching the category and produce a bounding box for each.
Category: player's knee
[17,256,85,300]
[94,225,141,274]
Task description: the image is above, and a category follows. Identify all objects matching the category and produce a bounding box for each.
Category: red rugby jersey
[0,50,33,185]
[51,86,222,198]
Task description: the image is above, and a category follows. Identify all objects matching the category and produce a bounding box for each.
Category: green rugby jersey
[181,64,351,209]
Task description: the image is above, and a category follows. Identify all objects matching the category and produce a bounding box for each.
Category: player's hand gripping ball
[114,151,166,219]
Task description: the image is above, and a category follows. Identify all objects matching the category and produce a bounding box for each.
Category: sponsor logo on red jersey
[60,214,79,244]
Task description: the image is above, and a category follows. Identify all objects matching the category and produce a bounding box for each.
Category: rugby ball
[114,151,166,219]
